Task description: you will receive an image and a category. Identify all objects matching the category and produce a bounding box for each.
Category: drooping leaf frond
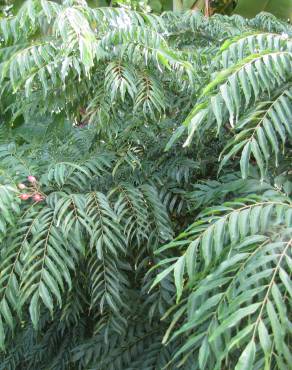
[152,193,292,368]
[180,31,292,179]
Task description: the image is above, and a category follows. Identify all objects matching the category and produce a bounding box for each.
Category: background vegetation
[1,0,292,18]
[0,0,291,369]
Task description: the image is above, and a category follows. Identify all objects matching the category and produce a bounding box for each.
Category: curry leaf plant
[0,1,291,369]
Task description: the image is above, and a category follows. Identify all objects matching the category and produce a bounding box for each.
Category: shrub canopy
[0,1,291,369]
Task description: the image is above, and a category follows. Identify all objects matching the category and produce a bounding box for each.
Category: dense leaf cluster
[0,1,291,369]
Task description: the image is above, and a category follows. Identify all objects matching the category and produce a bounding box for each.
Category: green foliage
[182,31,292,179]
[0,1,291,369]
[152,194,292,369]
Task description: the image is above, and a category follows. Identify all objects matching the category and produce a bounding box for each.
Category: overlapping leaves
[0,3,291,369]
[152,194,292,368]
[0,0,192,119]
[181,32,292,178]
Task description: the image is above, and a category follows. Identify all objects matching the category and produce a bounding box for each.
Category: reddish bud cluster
[18,175,45,203]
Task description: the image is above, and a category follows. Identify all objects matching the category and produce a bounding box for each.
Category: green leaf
[267,299,284,354]
[238,208,250,238]
[228,211,239,243]
[183,109,208,147]
[211,95,223,134]
[251,139,265,179]
[210,303,261,341]
[29,291,40,329]
[39,282,54,314]
[214,218,225,257]
[240,142,251,179]
[164,126,186,152]
[226,324,254,353]
[279,267,292,298]
[258,319,272,355]
[235,340,256,370]
[42,269,62,307]
[199,337,210,370]
[0,299,14,330]
[186,240,199,279]
[174,256,186,303]
[149,263,176,291]
[201,226,213,267]
[172,332,206,361]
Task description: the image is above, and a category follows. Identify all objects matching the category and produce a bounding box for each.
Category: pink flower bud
[20,194,30,201]
[27,175,37,183]
[18,183,26,190]
[33,194,43,202]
